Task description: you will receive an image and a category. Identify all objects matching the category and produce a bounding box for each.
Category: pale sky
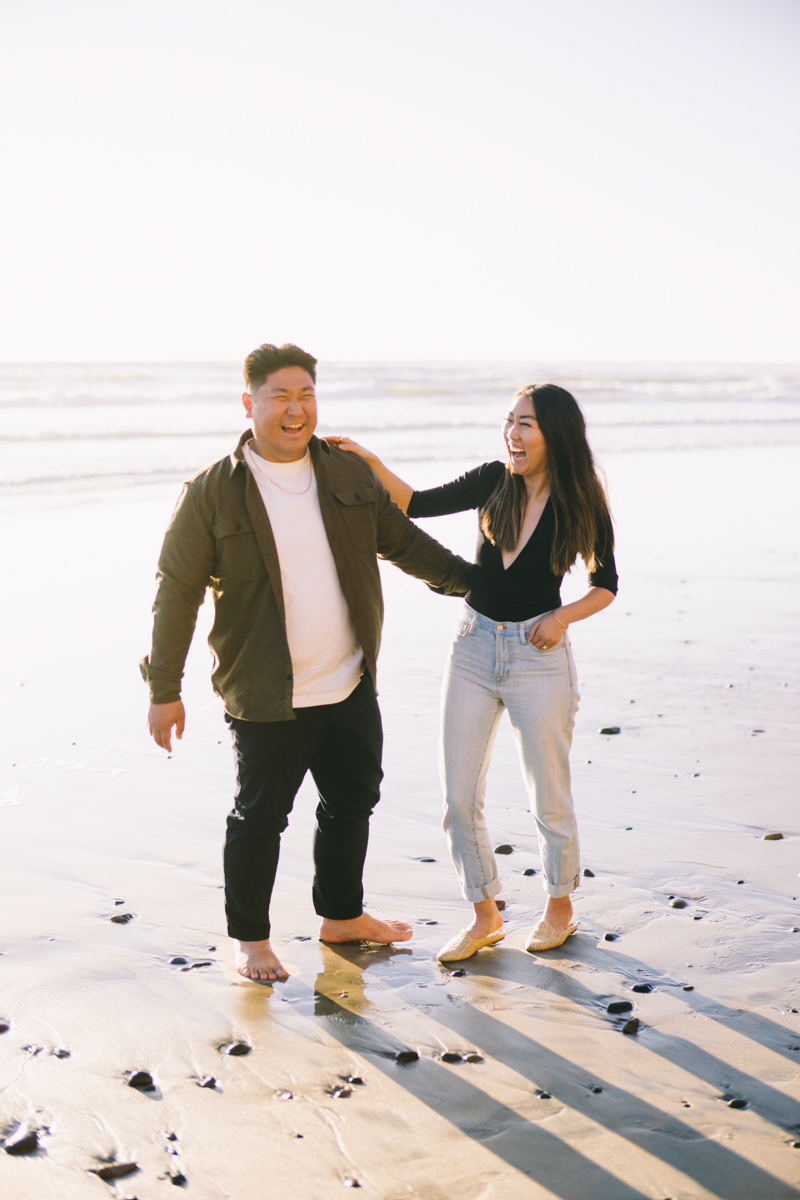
[1,0,798,363]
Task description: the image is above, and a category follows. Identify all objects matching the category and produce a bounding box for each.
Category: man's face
[242,366,318,462]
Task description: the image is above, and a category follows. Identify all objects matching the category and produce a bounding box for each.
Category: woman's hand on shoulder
[324,436,376,464]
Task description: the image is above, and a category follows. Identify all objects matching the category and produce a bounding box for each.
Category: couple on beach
[142,343,618,981]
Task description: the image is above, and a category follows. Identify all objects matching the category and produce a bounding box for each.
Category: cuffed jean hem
[543,873,580,899]
[461,875,504,903]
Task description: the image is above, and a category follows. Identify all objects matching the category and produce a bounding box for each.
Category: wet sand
[1,443,800,1198]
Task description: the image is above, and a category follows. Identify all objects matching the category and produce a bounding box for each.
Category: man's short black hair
[243,343,317,390]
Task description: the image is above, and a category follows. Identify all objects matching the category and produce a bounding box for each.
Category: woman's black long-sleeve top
[407,461,618,622]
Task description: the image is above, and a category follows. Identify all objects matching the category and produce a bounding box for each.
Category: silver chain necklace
[248,446,313,495]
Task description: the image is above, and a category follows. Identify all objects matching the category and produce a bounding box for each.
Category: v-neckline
[500,495,550,571]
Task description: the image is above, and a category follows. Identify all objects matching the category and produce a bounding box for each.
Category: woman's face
[504,394,548,478]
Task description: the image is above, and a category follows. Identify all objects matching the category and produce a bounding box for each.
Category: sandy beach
[2,429,800,1198]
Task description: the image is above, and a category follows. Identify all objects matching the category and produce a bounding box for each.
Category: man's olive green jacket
[140,432,474,721]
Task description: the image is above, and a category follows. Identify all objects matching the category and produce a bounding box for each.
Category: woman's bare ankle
[467,898,504,939]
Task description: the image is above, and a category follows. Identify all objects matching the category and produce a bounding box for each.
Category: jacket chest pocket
[212,514,264,582]
[333,486,378,553]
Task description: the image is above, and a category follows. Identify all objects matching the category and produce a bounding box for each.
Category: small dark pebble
[590,1086,603,1094]
[494,844,514,855]
[599,726,621,735]
[219,1041,250,1056]
[791,928,799,934]
[464,1054,483,1063]
[52,1048,70,1059]
[189,961,213,969]
[737,880,745,884]
[114,899,125,905]
[539,1091,552,1099]
[728,1098,748,1109]
[166,1133,178,1142]
[345,1075,365,1086]
[449,968,466,977]
[792,1142,800,1149]
[523,868,537,876]
[127,1071,155,1091]
[625,826,633,831]
[419,919,438,925]
[208,946,216,951]
[604,933,618,942]
[693,915,703,921]
[607,1001,633,1014]
[622,1018,640,1035]
[764,832,784,841]
[632,983,652,993]
[332,1086,353,1098]
[3,1124,39,1156]
[583,868,595,877]
[495,899,505,911]
[170,957,188,965]
[683,985,694,991]
[441,1051,463,1064]
[670,898,688,909]
[92,1162,139,1181]
[170,1172,188,1186]
[414,857,436,863]
[111,913,135,925]
[0,1021,9,1034]
[395,1050,419,1064]
[343,1180,361,1189]
[197,1076,216,1089]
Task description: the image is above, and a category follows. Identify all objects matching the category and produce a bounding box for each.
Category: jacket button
[235,522,242,531]
[354,493,360,502]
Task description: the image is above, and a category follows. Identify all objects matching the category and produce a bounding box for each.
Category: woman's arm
[528,586,615,650]
[326,436,413,513]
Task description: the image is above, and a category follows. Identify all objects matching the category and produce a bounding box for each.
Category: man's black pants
[223,676,383,942]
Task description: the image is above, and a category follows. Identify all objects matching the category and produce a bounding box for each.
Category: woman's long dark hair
[480,383,613,576]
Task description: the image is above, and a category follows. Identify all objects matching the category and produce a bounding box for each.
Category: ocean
[1,361,799,492]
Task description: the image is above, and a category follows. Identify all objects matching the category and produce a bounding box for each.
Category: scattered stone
[166,1133,178,1142]
[188,961,212,969]
[197,1076,217,1089]
[495,899,506,911]
[631,984,652,994]
[418,919,438,925]
[170,957,188,965]
[590,1086,603,1094]
[764,832,784,841]
[604,933,618,942]
[395,1050,419,1064]
[277,1090,294,1100]
[791,928,799,934]
[441,1052,463,1064]
[414,857,436,863]
[332,1085,353,1098]
[670,898,688,909]
[127,1070,155,1091]
[219,1041,250,1056]
[728,1097,748,1109]
[625,826,633,831]
[583,868,595,877]
[599,726,621,735]
[523,868,536,876]
[345,1075,365,1086]
[52,1048,70,1059]
[464,1054,484,1063]
[92,1162,139,1181]
[693,915,703,921]
[22,1044,43,1056]
[535,1089,552,1099]
[449,968,466,977]
[208,946,217,951]
[792,1142,800,1149]
[111,913,135,925]
[343,1179,361,1189]
[607,1001,634,1014]
[0,1020,8,1034]
[494,844,514,855]
[737,880,745,884]
[683,985,694,991]
[169,1171,188,1186]
[114,899,125,905]
[693,773,700,777]
[3,1124,38,1156]
[622,1018,640,1035]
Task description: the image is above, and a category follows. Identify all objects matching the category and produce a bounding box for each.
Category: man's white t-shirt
[243,442,363,708]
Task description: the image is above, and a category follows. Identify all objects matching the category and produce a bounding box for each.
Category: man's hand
[147,701,185,752]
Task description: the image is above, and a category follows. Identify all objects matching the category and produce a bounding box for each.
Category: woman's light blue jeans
[440,604,581,902]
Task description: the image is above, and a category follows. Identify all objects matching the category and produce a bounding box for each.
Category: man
[142,343,475,982]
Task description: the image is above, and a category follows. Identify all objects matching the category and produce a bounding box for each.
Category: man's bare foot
[543,894,574,931]
[234,939,289,981]
[319,913,413,944]
[466,897,504,940]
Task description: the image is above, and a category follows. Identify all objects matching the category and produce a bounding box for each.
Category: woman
[330,383,617,961]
